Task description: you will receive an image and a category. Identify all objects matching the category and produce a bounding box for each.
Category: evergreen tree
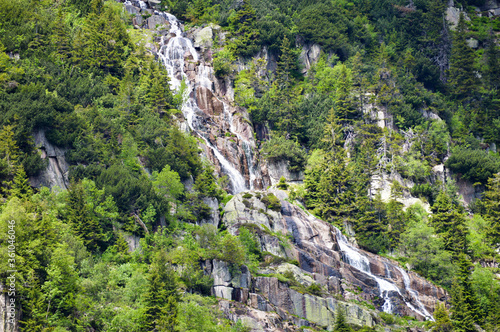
[317,148,355,226]
[270,36,301,136]
[433,302,453,332]
[451,254,479,331]
[228,0,259,57]
[448,13,478,99]
[334,64,358,123]
[431,191,469,255]
[334,307,353,332]
[67,181,104,253]
[144,251,179,332]
[484,29,500,91]
[10,166,33,199]
[482,173,500,249]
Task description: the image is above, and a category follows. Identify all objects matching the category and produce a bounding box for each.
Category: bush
[306,283,322,296]
[445,147,500,184]
[261,193,281,212]
[277,176,289,190]
[261,135,306,172]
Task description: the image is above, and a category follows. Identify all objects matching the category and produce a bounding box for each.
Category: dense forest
[0,0,499,330]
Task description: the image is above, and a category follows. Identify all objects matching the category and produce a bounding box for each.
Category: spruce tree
[10,166,33,200]
[271,36,301,136]
[431,191,469,255]
[334,307,353,332]
[67,181,104,253]
[433,302,453,332]
[144,251,179,332]
[484,29,500,90]
[448,13,478,100]
[483,173,500,249]
[451,254,479,331]
[334,64,358,124]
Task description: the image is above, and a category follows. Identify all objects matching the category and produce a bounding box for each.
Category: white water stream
[156,12,249,193]
[335,228,434,320]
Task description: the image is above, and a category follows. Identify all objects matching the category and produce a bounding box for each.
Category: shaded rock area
[29,130,69,190]
[267,160,304,185]
[212,190,448,330]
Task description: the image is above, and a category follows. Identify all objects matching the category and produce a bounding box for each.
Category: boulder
[146,15,168,30]
[194,26,214,50]
[467,37,479,48]
[125,4,140,15]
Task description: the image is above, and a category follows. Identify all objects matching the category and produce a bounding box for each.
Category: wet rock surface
[215,190,448,330]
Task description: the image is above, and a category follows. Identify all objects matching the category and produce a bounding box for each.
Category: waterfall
[335,229,397,313]
[156,12,248,193]
[335,228,434,320]
[223,104,257,189]
[395,266,435,321]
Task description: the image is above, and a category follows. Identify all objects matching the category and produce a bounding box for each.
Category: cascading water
[223,104,257,189]
[396,266,435,321]
[335,229,397,313]
[156,12,248,193]
[335,228,434,320]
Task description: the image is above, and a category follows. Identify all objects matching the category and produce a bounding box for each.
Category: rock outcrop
[123,0,271,192]
[29,130,69,190]
[214,190,448,330]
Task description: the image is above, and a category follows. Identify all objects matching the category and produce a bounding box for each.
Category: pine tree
[482,173,500,249]
[67,181,104,253]
[144,251,179,332]
[334,64,358,123]
[270,36,301,136]
[431,191,468,255]
[484,29,500,90]
[51,11,72,62]
[451,254,479,331]
[433,302,453,332]
[317,148,355,226]
[333,307,353,332]
[10,166,33,200]
[228,0,259,57]
[0,125,20,171]
[448,13,478,99]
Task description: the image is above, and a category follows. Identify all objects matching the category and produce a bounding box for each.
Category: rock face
[215,190,448,330]
[124,2,272,193]
[0,283,17,332]
[299,44,321,73]
[266,160,304,185]
[30,130,69,190]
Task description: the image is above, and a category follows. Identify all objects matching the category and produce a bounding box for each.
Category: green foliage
[152,164,185,201]
[446,148,500,184]
[277,176,289,190]
[481,172,500,249]
[333,307,354,332]
[213,47,235,77]
[448,13,478,100]
[261,193,281,212]
[398,219,456,289]
[432,303,453,332]
[144,251,179,331]
[261,135,306,172]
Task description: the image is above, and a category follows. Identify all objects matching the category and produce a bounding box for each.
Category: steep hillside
[0,0,500,331]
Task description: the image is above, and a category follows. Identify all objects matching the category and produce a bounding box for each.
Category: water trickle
[335,229,397,313]
[395,266,435,321]
[156,12,248,193]
[335,228,435,320]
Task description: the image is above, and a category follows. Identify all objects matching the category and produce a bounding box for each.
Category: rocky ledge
[207,190,448,331]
